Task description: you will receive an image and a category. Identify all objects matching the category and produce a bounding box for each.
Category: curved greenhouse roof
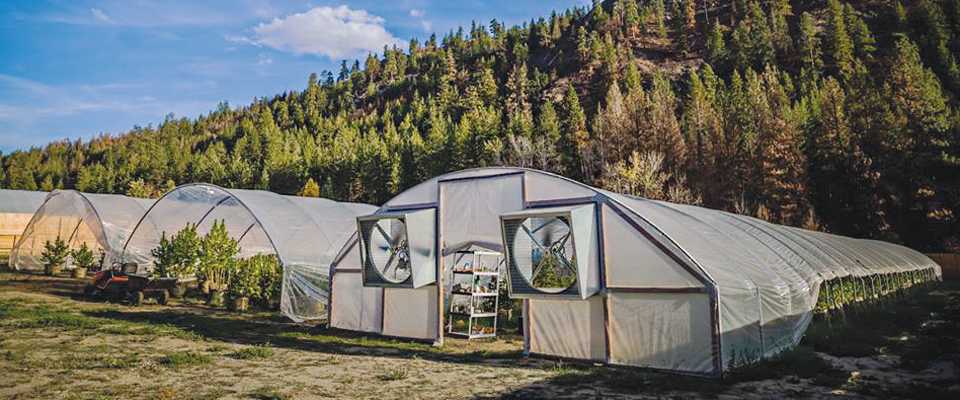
[330,167,940,376]
[11,190,154,272]
[1,189,48,253]
[120,184,377,322]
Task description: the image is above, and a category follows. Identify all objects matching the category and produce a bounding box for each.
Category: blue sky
[0,0,588,153]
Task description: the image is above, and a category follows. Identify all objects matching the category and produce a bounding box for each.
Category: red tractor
[83,264,178,306]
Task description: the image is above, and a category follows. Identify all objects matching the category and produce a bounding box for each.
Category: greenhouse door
[437,173,525,343]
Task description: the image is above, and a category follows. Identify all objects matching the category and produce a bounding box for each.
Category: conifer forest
[2,0,959,252]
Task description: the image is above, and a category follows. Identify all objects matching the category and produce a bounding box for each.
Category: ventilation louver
[501,205,600,299]
[358,209,436,288]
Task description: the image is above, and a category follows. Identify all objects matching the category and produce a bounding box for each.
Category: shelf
[449,311,496,318]
[447,250,501,340]
[449,332,496,339]
[470,312,497,318]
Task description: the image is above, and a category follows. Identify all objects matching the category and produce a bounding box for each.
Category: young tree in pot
[255,255,282,310]
[228,256,262,312]
[152,224,200,297]
[70,243,96,279]
[41,237,69,276]
[198,221,238,307]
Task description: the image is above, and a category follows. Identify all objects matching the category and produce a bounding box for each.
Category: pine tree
[707,20,726,66]
[652,0,667,37]
[623,0,640,35]
[754,67,809,224]
[297,178,320,197]
[843,3,876,59]
[682,70,723,204]
[797,12,823,71]
[748,1,775,69]
[647,73,687,171]
[825,0,854,80]
[560,85,589,180]
[729,21,751,71]
[769,0,793,57]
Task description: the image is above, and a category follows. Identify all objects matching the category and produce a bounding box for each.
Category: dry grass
[1,272,958,399]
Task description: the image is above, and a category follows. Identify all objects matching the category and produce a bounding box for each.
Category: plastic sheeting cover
[119,184,376,322]
[11,190,154,271]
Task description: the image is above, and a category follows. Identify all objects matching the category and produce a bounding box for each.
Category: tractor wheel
[134,291,144,306]
[83,284,94,297]
[158,290,169,306]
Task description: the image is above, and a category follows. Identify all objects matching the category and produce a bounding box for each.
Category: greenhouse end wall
[328,167,941,377]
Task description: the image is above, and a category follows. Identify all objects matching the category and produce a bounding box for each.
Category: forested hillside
[1,0,958,251]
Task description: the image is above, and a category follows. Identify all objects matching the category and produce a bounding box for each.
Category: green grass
[156,352,213,368]
[58,353,140,370]
[230,346,274,359]
[375,367,409,381]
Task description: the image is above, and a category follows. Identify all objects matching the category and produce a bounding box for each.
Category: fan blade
[556,232,571,248]
[375,224,392,243]
[520,224,549,252]
[382,249,399,275]
[553,249,574,273]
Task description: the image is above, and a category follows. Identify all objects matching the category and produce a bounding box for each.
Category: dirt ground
[1,273,958,400]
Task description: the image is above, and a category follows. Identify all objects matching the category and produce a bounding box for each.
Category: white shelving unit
[448,250,501,339]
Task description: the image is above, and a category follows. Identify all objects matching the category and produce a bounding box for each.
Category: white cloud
[91,8,111,22]
[243,6,404,59]
[409,8,432,33]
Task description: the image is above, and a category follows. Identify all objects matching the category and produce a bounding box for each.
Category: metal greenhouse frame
[119,183,376,322]
[328,167,941,377]
[11,190,154,272]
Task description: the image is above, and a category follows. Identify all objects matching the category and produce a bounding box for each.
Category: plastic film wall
[11,190,154,271]
[120,184,376,322]
[329,167,942,376]
[0,189,47,252]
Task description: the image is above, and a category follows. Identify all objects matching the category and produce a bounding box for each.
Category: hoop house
[0,189,47,257]
[11,190,154,272]
[119,184,376,322]
[329,167,941,377]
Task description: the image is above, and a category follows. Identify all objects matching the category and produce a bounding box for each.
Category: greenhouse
[10,190,155,272]
[0,189,48,259]
[328,167,941,377]
[119,183,376,322]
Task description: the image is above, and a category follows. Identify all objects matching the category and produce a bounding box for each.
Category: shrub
[229,255,265,299]
[71,243,97,272]
[41,237,69,266]
[152,224,201,279]
[198,221,238,292]
[256,255,283,301]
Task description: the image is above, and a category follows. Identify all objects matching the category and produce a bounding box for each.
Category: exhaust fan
[358,209,436,288]
[501,204,599,299]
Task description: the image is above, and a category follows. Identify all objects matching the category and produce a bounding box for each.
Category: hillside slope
[2,0,959,251]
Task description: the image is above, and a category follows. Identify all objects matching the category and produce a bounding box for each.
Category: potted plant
[198,221,238,307]
[254,255,282,310]
[41,237,69,276]
[151,224,200,298]
[228,256,262,312]
[70,243,96,279]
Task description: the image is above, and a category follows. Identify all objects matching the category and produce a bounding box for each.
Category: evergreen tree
[560,85,589,180]
[843,3,875,59]
[825,0,855,80]
[682,70,723,205]
[797,12,823,71]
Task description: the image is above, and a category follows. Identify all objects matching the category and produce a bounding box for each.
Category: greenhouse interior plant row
[0,167,942,377]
